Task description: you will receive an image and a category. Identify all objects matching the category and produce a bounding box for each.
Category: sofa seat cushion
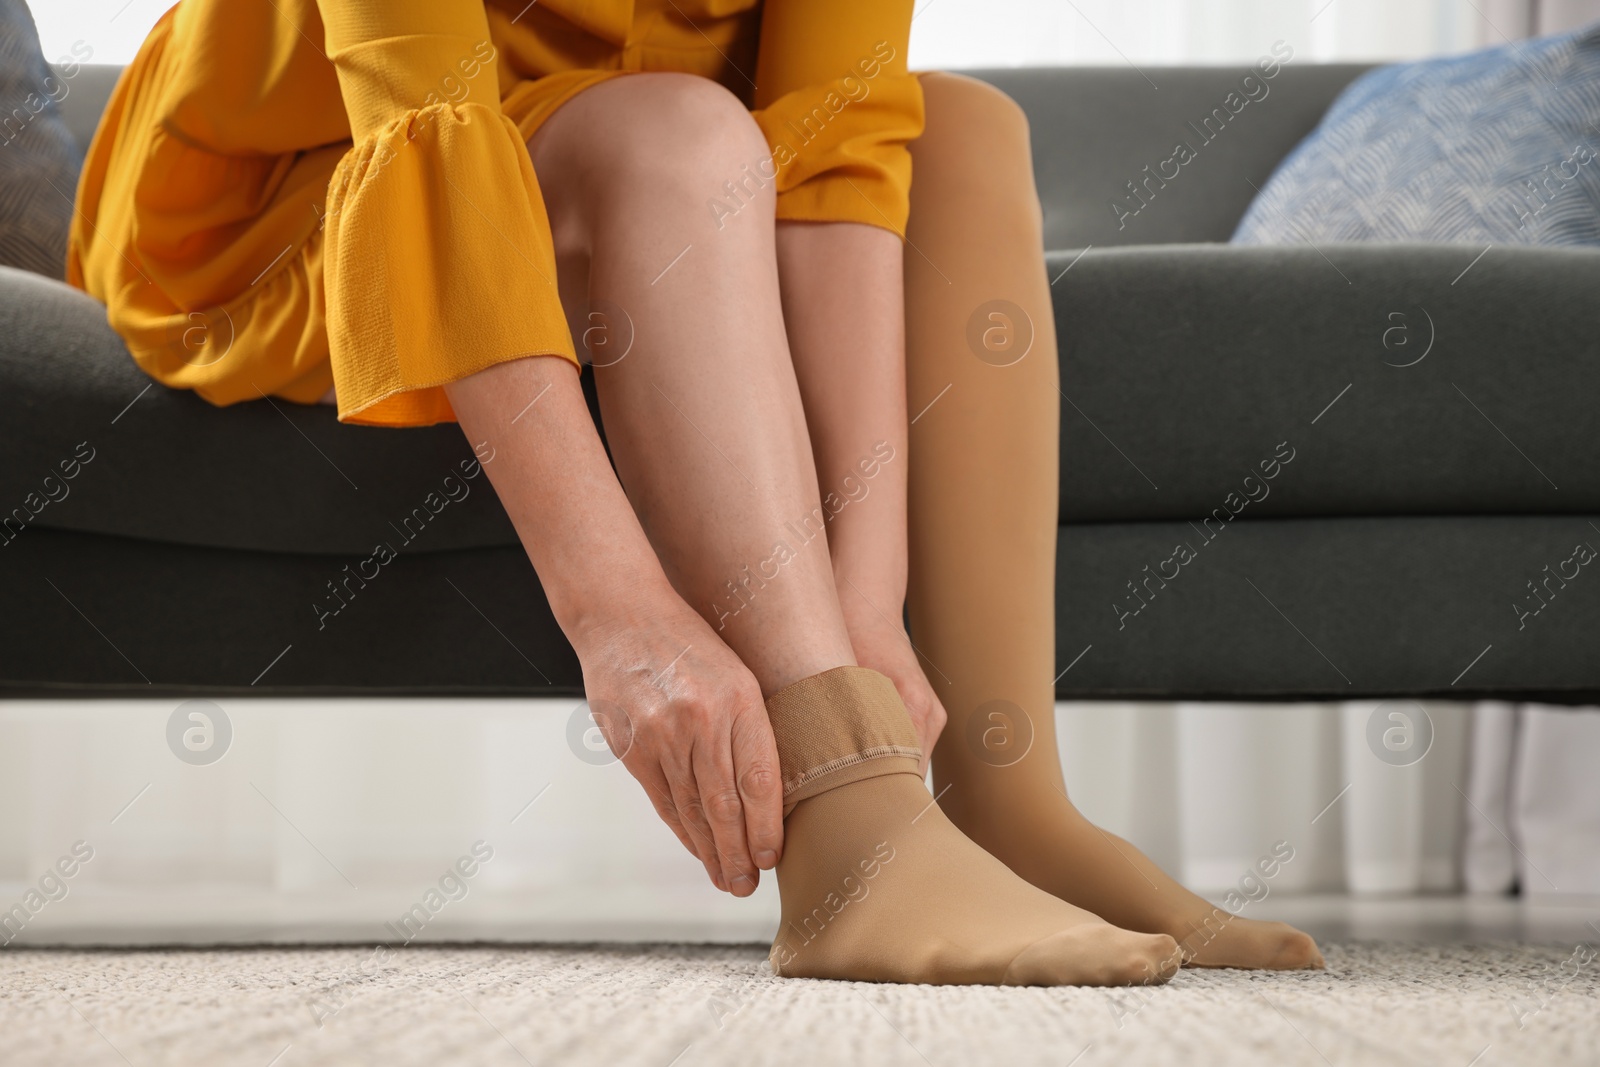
[0,267,524,555]
[9,236,1600,556]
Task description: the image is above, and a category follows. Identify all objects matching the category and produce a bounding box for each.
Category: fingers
[663,764,729,892]
[905,694,931,776]
[730,704,784,871]
[901,683,947,777]
[690,736,760,897]
[920,693,948,773]
[620,703,753,895]
[633,765,720,884]
[585,623,778,897]
[928,704,948,748]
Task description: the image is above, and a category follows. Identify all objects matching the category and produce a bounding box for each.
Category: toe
[1101,931,1181,986]
[1145,933,1183,982]
[1002,925,1183,987]
[1269,924,1324,970]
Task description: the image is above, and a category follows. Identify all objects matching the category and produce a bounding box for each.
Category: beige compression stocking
[903,73,1321,970]
[766,666,1181,985]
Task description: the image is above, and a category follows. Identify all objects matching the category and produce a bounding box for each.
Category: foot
[943,792,1325,972]
[1176,911,1325,970]
[771,771,1182,986]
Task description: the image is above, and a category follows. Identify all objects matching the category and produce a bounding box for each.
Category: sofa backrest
[973,64,1373,250]
[56,62,1372,252]
[51,62,120,152]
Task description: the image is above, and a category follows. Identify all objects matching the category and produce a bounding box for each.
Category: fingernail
[755,850,777,869]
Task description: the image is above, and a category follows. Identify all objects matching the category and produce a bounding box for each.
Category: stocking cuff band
[764,666,923,813]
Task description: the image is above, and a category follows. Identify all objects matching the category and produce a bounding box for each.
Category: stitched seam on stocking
[781,744,923,797]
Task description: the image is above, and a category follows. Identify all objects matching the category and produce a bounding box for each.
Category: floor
[3,880,780,949]
[4,939,1596,1067]
[3,898,1598,1066]
[5,696,1597,1062]
[10,890,1600,947]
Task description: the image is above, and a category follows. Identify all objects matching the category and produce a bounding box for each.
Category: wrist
[552,562,683,655]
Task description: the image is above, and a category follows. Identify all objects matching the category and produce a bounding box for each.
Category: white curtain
[24,1,1525,71]
[3,698,1597,943]
[906,0,1484,71]
[1481,0,1600,41]
[1064,701,1600,899]
[905,0,1600,71]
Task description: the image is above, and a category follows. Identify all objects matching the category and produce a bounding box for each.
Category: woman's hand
[446,360,783,898]
[571,596,784,897]
[837,585,948,773]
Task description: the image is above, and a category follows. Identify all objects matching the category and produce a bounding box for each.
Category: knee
[594,73,774,207]
[912,73,1040,223]
[918,72,1031,148]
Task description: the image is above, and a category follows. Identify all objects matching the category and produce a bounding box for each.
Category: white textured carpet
[2,941,1596,1066]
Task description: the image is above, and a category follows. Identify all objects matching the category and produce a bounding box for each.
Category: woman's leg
[527,76,854,696]
[489,71,1181,985]
[905,72,1321,969]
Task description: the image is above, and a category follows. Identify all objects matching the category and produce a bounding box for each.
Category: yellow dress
[68,0,922,426]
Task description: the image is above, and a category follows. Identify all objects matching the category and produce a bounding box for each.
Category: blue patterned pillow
[1233,25,1600,246]
[0,0,83,279]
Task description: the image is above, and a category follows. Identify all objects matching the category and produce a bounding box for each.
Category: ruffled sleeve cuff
[316,4,576,426]
[321,100,576,426]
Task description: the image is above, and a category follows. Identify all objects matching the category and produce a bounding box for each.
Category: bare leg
[455,72,1182,986]
[771,219,949,775]
[523,74,855,695]
[906,72,1321,970]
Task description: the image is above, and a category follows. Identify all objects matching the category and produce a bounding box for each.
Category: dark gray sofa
[3,63,1596,700]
